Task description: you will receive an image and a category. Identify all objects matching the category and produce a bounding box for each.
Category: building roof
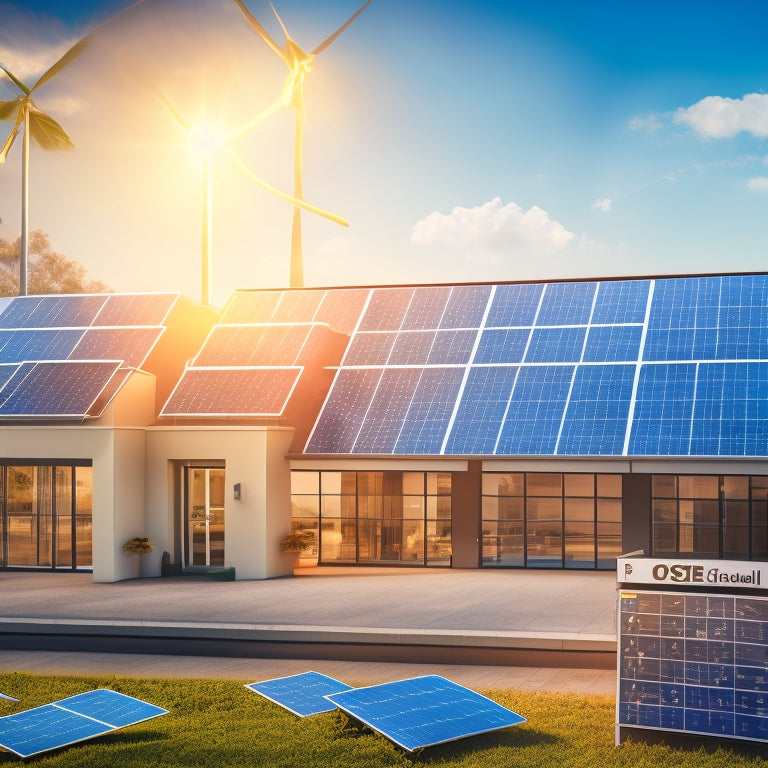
[4,273,768,458]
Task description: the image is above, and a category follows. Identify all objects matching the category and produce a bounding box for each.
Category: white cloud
[629,114,663,133]
[592,197,612,213]
[411,198,575,261]
[747,177,768,191]
[674,93,768,139]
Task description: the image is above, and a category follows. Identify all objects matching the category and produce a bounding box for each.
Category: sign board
[618,557,767,591]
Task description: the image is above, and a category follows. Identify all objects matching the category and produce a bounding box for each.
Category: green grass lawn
[0,672,765,767]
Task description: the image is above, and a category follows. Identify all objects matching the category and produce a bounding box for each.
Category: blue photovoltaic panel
[342,332,397,365]
[0,295,106,329]
[315,289,370,334]
[0,364,16,390]
[272,290,324,323]
[92,293,176,327]
[0,689,167,758]
[220,291,283,324]
[525,327,586,363]
[246,672,353,717]
[536,282,596,326]
[358,288,415,331]
[440,284,491,328]
[495,366,574,455]
[325,675,526,752]
[400,286,451,330]
[0,361,121,417]
[305,369,382,453]
[591,280,651,324]
[351,368,423,453]
[690,363,768,456]
[388,332,436,365]
[69,327,163,369]
[0,328,82,363]
[195,325,311,367]
[628,364,697,455]
[444,366,519,454]
[161,368,300,416]
[583,325,642,363]
[474,328,529,364]
[485,283,542,327]
[392,368,464,454]
[557,364,636,455]
[427,330,476,365]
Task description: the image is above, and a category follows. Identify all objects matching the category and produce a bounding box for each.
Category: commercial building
[1,272,766,580]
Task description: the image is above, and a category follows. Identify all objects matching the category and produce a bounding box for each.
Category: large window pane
[565,498,594,521]
[723,476,748,499]
[652,475,676,498]
[74,467,92,567]
[678,475,718,498]
[565,521,595,568]
[291,471,319,494]
[526,474,562,496]
[55,467,73,568]
[482,473,523,496]
[564,474,594,497]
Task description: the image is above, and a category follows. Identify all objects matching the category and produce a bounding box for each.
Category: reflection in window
[290,471,451,566]
[482,473,622,569]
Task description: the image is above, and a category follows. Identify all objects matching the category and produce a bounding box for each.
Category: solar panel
[314,288,370,334]
[245,672,354,717]
[0,329,83,363]
[401,286,451,330]
[69,327,163,369]
[591,280,651,324]
[358,288,414,332]
[536,281,596,326]
[388,332,436,365]
[525,327,586,363]
[342,332,397,366]
[485,283,542,327]
[0,689,167,758]
[474,328,529,364]
[440,284,492,328]
[325,675,526,752]
[0,361,122,418]
[427,330,477,365]
[220,291,283,324]
[0,295,107,329]
[161,367,301,417]
[0,693,18,702]
[582,325,642,363]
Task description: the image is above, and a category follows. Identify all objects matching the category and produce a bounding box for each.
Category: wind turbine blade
[268,2,291,43]
[226,147,349,227]
[0,112,23,164]
[221,94,283,145]
[0,98,21,122]
[311,0,375,56]
[32,37,88,92]
[231,0,287,62]
[27,107,75,151]
[0,65,31,95]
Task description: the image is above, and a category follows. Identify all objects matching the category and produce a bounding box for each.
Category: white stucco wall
[145,426,295,579]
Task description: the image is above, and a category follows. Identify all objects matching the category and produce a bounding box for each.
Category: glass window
[526,473,562,496]
[564,474,594,497]
[597,474,622,497]
[723,475,748,499]
[291,471,319,495]
[678,475,718,498]
[482,473,523,496]
[652,475,677,498]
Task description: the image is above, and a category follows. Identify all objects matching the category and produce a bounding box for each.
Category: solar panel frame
[0,689,167,759]
[324,675,526,752]
[245,672,354,717]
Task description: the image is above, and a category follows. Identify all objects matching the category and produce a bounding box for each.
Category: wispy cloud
[411,198,575,261]
[592,197,612,213]
[628,114,663,133]
[747,177,768,191]
[674,93,768,139]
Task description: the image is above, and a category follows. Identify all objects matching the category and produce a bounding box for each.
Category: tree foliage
[0,230,108,296]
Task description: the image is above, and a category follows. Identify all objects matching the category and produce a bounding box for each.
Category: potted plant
[122,537,154,555]
[279,529,314,554]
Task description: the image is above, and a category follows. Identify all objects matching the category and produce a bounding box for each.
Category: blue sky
[1,0,768,305]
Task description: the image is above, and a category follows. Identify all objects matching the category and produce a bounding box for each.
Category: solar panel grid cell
[69,327,163,369]
[246,672,354,717]
[0,328,82,363]
[388,332,436,365]
[440,284,492,328]
[536,282,596,326]
[525,327,586,363]
[400,286,451,330]
[342,332,398,365]
[583,325,643,362]
[358,288,414,331]
[93,294,175,327]
[220,291,283,324]
[427,330,477,365]
[315,289,370,334]
[485,283,543,327]
[591,280,651,324]
[474,328,529,364]
[272,290,324,323]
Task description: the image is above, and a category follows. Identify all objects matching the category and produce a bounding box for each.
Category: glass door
[185,468,225,567]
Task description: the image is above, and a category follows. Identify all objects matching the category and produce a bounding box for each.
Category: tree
[0,229,108,296]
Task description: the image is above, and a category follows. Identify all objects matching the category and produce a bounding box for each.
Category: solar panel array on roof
[325,675,526,752]
[0,293,177,419]
[0,689,167,758]
[304,275,768,457]
[162,288,366,419]
[245,672,353,717]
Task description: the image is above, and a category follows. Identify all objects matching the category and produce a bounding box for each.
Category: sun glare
[188,123,224,161]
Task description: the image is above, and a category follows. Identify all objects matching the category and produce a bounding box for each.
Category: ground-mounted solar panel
[0,689,167,759]
[0,361,122,418]
[69,327,163,369]
[245,672,354,717]
[160,367,301,417]
[325,675,526,752]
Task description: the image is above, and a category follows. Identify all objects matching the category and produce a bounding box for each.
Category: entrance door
[185,468,225,567]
